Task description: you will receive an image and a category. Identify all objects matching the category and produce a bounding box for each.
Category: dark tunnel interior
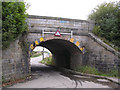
[37,39,82,69]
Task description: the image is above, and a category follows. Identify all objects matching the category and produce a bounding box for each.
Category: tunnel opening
[30,39,82,70]
[30,46,52,65]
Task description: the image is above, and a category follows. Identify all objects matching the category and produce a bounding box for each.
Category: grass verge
[40,56,53,65]
[30,51,42,58]
[75,66,120,79]
[30,53,42,58]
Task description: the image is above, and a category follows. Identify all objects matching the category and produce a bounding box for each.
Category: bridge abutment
[2,34,30,82]
[72,34,120,73]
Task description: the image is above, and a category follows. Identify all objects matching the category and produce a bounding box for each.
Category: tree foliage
[88,2,120,51]
[2,2,28,49]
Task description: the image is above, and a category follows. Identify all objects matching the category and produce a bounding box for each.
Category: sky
[25,0,119,20]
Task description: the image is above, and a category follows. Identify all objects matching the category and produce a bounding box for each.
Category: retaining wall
[73,33,120,73]
[2,35,30,82]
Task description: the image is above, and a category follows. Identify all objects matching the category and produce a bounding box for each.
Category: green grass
[75,66,120,78]
[30,53,42,58]
[30,51,42,58]
[40,56,53,65]
[75,66,100,75]
[101,69,119,78]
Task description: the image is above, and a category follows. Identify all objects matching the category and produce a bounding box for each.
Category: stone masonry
[2,34,30,82]
[73,33,120,73]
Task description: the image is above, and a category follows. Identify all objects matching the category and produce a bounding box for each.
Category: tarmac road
[9,55,118,88]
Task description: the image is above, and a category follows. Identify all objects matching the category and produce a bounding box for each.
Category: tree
[88,2,120,51]
[2,2,28,49]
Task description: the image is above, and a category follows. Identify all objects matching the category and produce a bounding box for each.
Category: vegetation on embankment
[88,1,120,52]
[30,51,50,58]
[2,2,28,49]
[40,56,53,65]
[30,51,42,58]
[75,66,120,79]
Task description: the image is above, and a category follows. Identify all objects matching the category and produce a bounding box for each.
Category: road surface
[9,55,118,88]
[30,53,49,65]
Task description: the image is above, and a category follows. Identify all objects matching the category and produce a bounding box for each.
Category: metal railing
[42,29,73,38]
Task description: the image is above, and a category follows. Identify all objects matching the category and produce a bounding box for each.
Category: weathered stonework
[2,35,30,82]
[72,33,120,73]
[87,33,120,72]
[27,15,94,34]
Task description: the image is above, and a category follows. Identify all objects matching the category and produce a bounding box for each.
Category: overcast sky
[26,0,119,20]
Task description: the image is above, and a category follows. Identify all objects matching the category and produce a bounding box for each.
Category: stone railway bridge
[2,15,120,82]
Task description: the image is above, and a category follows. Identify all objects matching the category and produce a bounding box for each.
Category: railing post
[71,31,73,38]
[42,29,44,37]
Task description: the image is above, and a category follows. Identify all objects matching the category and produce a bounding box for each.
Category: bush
[88,2,120,51]
[30,51,42,58]
[2,2,28,49]
[92,26,101,36]
[40,56,53,65]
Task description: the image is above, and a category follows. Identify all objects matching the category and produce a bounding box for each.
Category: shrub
[88,2,120,51]
[2,2,28,49]
[40,56,53,65]
[92,25,101,36]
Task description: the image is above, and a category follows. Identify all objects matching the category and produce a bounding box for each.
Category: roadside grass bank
[30,53,42,58]
[30,51,42,58]
[75,66,120,79]
[40,56,53,65]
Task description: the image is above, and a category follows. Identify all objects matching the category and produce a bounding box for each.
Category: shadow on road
[31,64,84,88]
[31,65,54,73]
[31,64,119,88]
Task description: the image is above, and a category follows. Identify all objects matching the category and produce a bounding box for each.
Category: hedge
[88,2,120,51]
[2,2,28,49]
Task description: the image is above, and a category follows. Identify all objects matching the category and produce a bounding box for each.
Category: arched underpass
[31,39,82,70]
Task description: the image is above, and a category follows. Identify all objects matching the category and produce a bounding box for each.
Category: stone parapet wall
[27,15,94,32]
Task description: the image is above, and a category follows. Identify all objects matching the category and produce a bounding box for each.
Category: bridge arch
[29,37,85,69]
